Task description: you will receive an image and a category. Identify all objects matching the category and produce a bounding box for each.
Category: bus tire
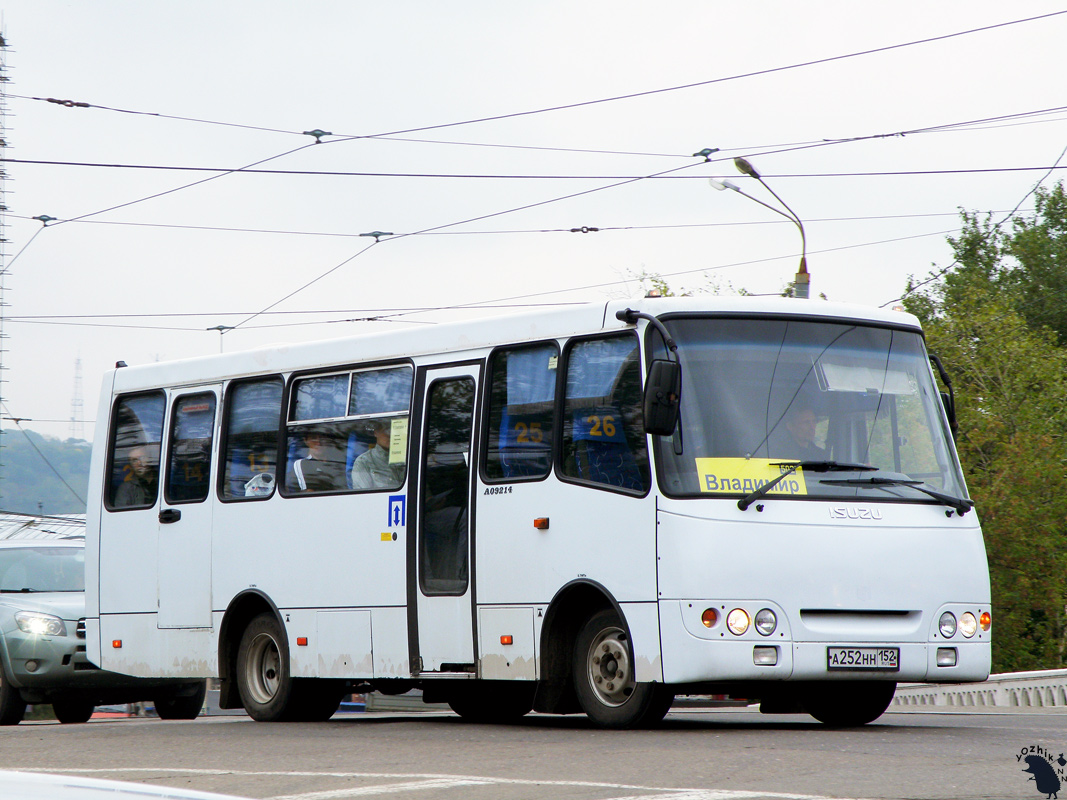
[288,680,345,721]
[572,608,674,729]
[52,697,95,724]
[0,666,26,725]
[801,681,896,726]
[155,680,207,720]
[447,682,534,723]
[236,612,295,721]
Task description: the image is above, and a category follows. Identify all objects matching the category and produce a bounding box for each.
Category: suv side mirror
[644,359,681,436]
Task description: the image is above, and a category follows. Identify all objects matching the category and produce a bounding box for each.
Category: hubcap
[585,626,635,707]
[245,632,281,705]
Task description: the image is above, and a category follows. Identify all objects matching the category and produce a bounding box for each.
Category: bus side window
[485,343,558,481]
[107,392,166,510]
[220,378,283,500]
[561,334,650,493]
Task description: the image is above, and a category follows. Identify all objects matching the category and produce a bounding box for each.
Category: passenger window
[485,343,558,480]
[165,393,217,504]
[220,378,283,500]
[285,366,413,494]
[561,334,650,493]
[107,392,166,510]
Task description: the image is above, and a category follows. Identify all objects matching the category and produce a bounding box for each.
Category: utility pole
[0,32,10,502]
[70,357,84,441]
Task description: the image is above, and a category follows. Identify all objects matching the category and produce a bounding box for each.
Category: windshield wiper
[0,588,38,593]
[820,476,974,516]
[737,461,877,511]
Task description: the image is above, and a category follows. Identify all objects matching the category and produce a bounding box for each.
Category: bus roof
[107,296,921,393]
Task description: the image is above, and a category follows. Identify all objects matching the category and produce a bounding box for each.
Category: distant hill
[0,429,91,515]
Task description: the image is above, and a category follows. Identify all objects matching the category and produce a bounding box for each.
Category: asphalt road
[1,708,1065,800]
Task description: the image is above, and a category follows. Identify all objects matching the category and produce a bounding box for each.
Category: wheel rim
[584,625,635,708]
[245,632,282,705]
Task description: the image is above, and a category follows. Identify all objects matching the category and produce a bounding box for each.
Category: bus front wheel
[801,681,897,726]
[572,609,674,729]
[236,613,294,721]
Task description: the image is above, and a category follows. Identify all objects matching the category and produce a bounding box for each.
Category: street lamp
[709,157,810,298]
[207,324,235,353]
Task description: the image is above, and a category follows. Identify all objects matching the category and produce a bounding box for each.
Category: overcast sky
[2,1,1066,448]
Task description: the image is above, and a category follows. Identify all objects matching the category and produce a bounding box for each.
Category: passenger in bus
[288,428,347,492]
[114,444,159,507]
[350,419,405,490]
[782,403,825,461]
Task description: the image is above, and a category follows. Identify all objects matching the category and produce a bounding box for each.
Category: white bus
[85,296,991,727]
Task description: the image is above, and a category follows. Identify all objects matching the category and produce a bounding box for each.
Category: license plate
[826,647,899,671]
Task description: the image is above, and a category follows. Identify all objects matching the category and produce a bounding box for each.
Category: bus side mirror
[929,354,959,439]
[644,359,681,436]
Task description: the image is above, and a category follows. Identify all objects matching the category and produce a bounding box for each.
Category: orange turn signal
[533,518,549,530]
[500,635,513,646]
[979,612,992,632]
[701,609,718,628]
[112,640,122,649]
[297,637,308,646]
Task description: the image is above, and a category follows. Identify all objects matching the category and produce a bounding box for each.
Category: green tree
[906,182,1067,671]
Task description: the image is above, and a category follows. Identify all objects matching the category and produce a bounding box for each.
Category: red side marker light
[297,637,308,647]
[533,518,549,530]
[112,640,122,649]
[500,635,513,646]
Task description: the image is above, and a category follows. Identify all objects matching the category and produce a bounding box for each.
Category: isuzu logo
[829,506,883,520]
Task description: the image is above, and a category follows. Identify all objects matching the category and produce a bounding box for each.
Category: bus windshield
[653,316,967,503]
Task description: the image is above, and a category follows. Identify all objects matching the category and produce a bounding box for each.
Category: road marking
[26,769,873,800]
[269,778,494,800]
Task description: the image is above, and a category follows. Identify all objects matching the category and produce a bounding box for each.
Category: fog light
[937,647,958,667]
[938,611,957,638]
[979,611,992,632]
[754,608,777,636]
[701,608,718,628]
[726,608,750,635]
[753,646,778,666]
[959,612,977,638]
[25,660,39,673]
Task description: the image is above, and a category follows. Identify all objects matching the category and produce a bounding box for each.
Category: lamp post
[207,325,235,353]
[709,157,810,298]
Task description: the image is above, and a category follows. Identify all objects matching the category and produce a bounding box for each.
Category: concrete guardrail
[892,669,1067,710]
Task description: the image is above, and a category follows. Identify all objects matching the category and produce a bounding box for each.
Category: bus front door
[413,364,480,672]
[157,386,219,629]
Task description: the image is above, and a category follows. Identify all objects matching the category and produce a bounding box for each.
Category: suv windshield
[652,316,967,504]
[0,546,85,593]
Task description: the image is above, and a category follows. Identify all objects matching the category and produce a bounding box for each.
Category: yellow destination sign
[695,458,808,496]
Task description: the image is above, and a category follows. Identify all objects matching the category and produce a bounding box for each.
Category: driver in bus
[782,403,825,461]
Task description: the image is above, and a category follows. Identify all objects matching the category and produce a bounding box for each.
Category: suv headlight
[15,611,66,637]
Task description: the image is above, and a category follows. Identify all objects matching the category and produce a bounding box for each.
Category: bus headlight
[726,608,750,635]
[754,608,777,636]
[959,612,978,638]
[15,611,65,637]
[938,612,957,638]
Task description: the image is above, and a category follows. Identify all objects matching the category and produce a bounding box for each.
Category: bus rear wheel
[52,697,95,724]
[237,613,295,721]
[155,680,207,720]
[572,609,674,729]
[801,681,896,726]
